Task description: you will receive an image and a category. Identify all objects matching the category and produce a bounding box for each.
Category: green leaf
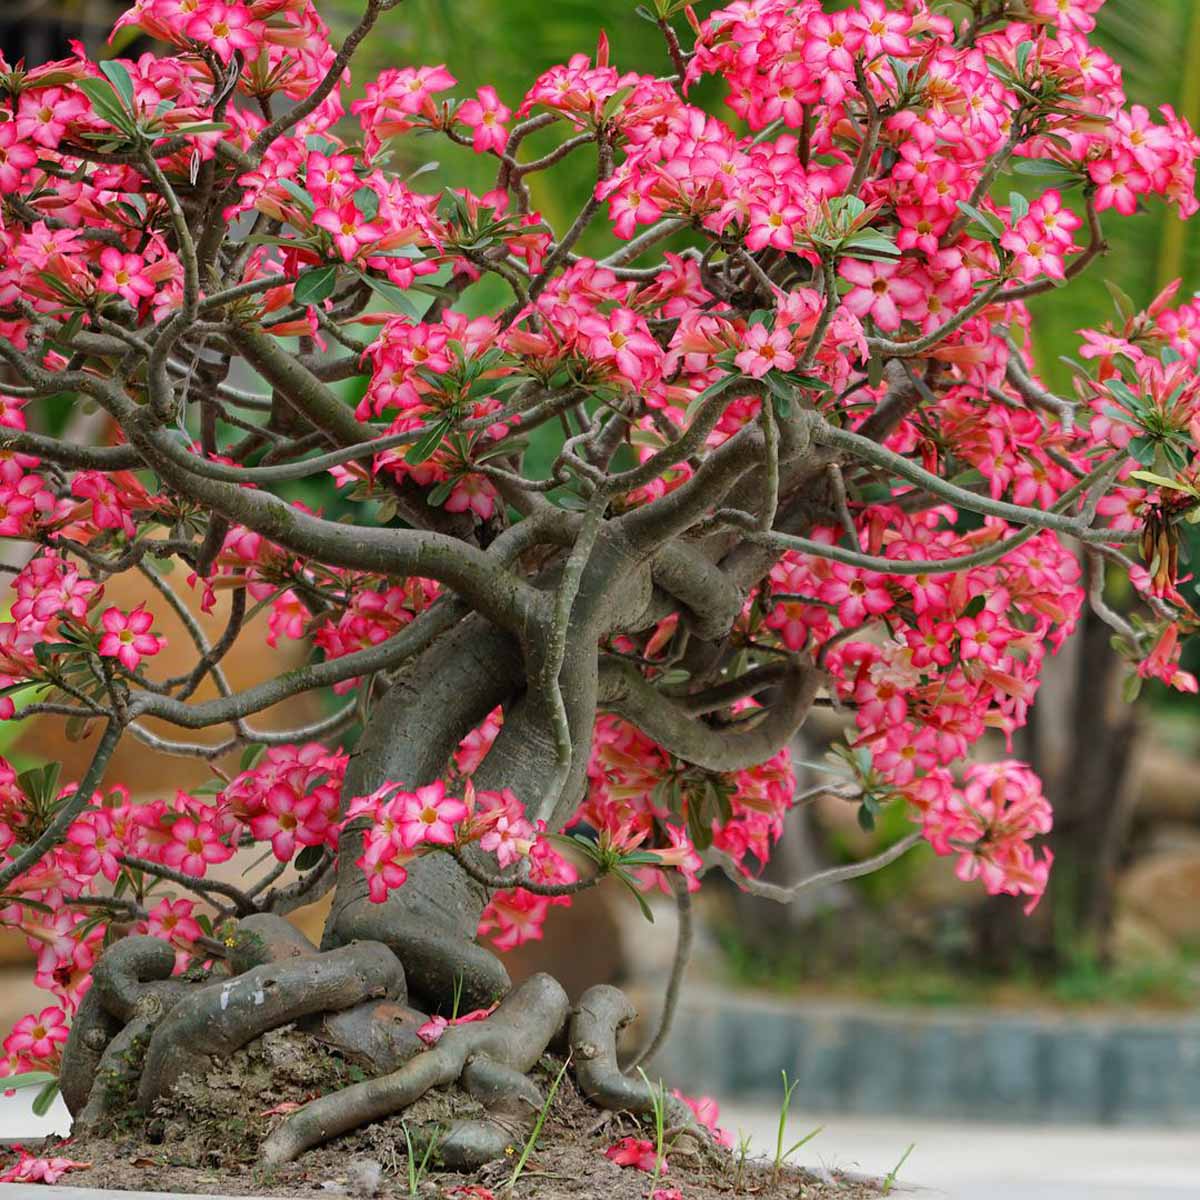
[867,349,885,389]
[1014,40,1034,77]
[173,121,232,135]
[359,272,419,315]
[1,1071,57,1091]
[78,77,133,132]
[1127,436,1157,466]
[18,762,61,806]
[1011,158,1077,179]
[426,478,455,506]
[612,867,656,923]
[781,371,833,394]
[1008,191,1029,225]
[1129,469,1194,493]
[279,178,316,212]
[354,187,380,222]
[292,266,338,307]
[404,418,452,465]
[842,228,900,258]
[99,60,136,113]
[1106,378,1143,414]
[762,371,794,412]
[686,371,746,418]
[32,1079,60,1118]
[618,851,666,867]
[239,743,267,772]
[1104,278,1136,324]
[294,845,325,872]
[954,200,1002,240]
[961,594,987,618]
[548,490,591,511]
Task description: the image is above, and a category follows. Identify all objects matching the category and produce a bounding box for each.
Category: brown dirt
[5,1026,886,1199]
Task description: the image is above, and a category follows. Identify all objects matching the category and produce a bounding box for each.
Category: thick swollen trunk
[322,617,524,1011]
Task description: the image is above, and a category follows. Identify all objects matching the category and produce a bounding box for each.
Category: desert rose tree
[1,0,1199,1178]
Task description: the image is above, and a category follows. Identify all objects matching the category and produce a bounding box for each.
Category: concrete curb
[652,987,1200,1126]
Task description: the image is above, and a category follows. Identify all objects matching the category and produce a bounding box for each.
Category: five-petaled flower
[97,605,165,672]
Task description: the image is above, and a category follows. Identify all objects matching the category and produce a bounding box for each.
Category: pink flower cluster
[582,710,795,890]
[911,762,1054,913]
[224,743,347,862]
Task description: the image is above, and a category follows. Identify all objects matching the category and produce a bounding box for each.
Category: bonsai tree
[1,0,1199,1179]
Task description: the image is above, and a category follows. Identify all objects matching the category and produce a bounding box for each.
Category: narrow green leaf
[354,187,380,222]
[31,1079,60,1118]
[955,200,1002,239]
[294,845,325,872]
[98,60,136,112]
[359,272,419,315]
[78,78,134,132]
[292,266,337,307]
[1011,158,1077,179]
[404,419,452,466]
[612,868,656,923]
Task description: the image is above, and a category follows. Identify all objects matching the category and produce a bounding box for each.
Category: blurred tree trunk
[0,0,116,64]
[974,607,1141,968]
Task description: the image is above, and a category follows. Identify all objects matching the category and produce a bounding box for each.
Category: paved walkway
[724,1105,1199,1199]
[3,1092,1197,1198]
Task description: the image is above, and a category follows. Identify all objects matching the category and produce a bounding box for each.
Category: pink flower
[578,307,663,389]
[67,810,122,882]
[956,609,1010,666]
[818,565,894,627]
[734,324,796,378]
[606,1137,662,1173]
[1089,154,1149,216]
[847,0,911,58]
[4,1007,68,1060]
[184,2,265,64]
[416,1004,495,1046]
[97,605,165,672]
[313,199,384,262]
[0,1149,90,1185]
[249,785,318,862]
[142,897,203,949]
[458,86,511,154]
[840,260,924,332]
[357,840,410,903]
[0,122,39,192]
[160,814,234,878]
[97,248,157,304]
[396,781,468,848]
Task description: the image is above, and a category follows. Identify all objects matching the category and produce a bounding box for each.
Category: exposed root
[59,987,123,1117]
[302,998,430,1074]
[428,1055,547,1169]
[62,928,713,1178]
[91,934,183,1020]
[61,935,193,1119]
[327,893,511,1013]
[75,1011,157,1133]
[260,972,569,1167]
[227,912,321,972]
[138,939,405,1107]
[570,985,695,1129]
